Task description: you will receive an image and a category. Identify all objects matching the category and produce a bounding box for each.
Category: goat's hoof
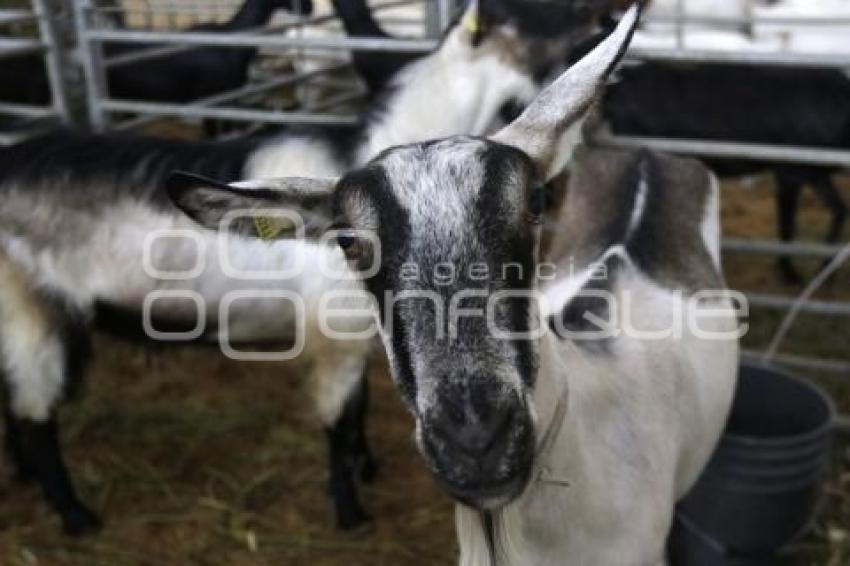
[337,506,373,534]
[62,505,102,536]
[359,457,379,484]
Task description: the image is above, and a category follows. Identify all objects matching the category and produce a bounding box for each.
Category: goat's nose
[455,407,514,457]
[436,397,515,458]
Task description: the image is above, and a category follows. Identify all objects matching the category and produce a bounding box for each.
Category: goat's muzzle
[419,394,535,509]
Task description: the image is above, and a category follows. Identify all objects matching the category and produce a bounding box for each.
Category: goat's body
[0,131,371,424]
[0,13,547,533]
[604,62,850,282]
[457,149,738,565]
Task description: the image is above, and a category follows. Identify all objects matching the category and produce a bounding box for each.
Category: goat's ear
[458,0,489,47]
[166,171,337,240]
[491,4,640,181]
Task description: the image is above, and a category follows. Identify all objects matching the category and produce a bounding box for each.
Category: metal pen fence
[70,0,443,132]
[0,0,71,144]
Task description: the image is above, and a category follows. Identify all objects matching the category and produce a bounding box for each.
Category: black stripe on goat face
[333,137,539,509]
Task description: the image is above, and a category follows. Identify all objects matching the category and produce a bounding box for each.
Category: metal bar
[0,9,38,26]
[645,15,850,26]
[595,133,850,167]
[308,76,362,90]
[744,293,850,317]
[110,113,161,132]
[628,47,850,69]
[0,101,57,118]
[308,90,364,112]
[437,0,454,32]
[674,0,684,49]
[104,20,276,69]
[72,0,109,130]
[32,0,69,125]
[99,99,359,126]
[85,28,437,53]
[0,37,43,58]
[741,350,850,374]
[723,238,846,259]
[192,62,351,108]
[100,0,418,19]
[104,43,195,68]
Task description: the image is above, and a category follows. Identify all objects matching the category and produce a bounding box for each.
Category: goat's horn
[492,3,641,181]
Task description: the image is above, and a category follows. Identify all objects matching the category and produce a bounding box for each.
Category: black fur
[0,129,258,207]
[604,62,850,283]
[330,0,421,98]
[325,368,375,531]
[107,0,311,103]
[480,0,609,38]
[13,417,101,535]
[477,143,540,387]
[0,0,312,129]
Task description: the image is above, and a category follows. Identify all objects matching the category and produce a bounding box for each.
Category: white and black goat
[170,6,739,564]
[0,1,558,535]
[603,61,850,283]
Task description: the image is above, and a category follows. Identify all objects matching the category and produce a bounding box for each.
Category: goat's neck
[356,27,537,164]
[455,332,577,566]
[227,0,278,29]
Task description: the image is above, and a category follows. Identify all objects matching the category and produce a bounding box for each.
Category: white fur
[357,26,538,164]
[0,255,68,421]
[701,173,722,270]
[458,262,738,565]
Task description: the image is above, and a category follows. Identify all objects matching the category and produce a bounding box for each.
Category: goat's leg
[325,372,373,531]
[0,259,99,535]
[774,175,804,284]
[311,351,374,531]
[352,365,377,484]
[3,401,35,483]
[14,414,101,535]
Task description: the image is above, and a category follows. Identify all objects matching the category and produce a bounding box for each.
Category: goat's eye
[526,186,546,223]
[336,230,362,258]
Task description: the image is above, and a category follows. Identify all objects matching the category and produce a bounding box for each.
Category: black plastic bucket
[669,362,835,566]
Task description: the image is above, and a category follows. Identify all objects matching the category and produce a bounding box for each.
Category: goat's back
[605,63,850,148]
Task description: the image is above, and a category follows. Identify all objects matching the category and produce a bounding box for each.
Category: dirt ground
[0,173,848,565]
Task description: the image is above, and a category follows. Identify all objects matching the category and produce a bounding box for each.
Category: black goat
[329,0,420,98]
[0,0,311,126]
[603,62,850,283]
[107,0,312,103]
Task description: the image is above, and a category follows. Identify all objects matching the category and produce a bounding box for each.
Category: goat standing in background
[172,6,739,564]
[603,62,849,283]
[106,0,312,103]
[0,0,311,134]
[328,0,421,98]
[0,0,588,535]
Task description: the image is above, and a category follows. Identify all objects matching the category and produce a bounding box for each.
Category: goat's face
[169,4,640,510]
[334,138,542,506]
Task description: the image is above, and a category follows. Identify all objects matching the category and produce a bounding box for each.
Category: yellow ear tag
[253,215,294,241]
[464,13,481,34]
